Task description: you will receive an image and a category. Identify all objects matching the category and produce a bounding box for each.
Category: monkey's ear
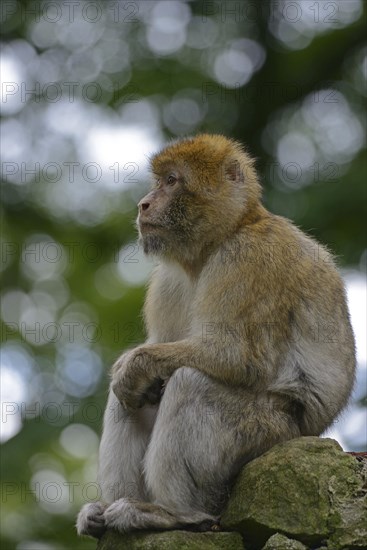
[225,160,245,184]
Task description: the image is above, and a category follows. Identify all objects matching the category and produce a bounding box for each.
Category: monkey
[76,134,356,538]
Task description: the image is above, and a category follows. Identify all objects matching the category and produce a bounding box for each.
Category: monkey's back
[233,213,356,434]
[188,211,355,433]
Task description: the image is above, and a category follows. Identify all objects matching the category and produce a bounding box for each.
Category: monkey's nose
[139,200,150,213]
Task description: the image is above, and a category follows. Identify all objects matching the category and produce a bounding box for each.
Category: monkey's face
[137,135,261,262]
[137,169,198,257]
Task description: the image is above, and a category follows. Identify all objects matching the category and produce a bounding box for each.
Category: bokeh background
[1,1,366,548]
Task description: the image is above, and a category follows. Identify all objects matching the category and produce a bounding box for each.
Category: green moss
[97,529,245,550]
[221,437,366,549]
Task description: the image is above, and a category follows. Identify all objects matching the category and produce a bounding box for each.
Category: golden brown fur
[77,134,356,538]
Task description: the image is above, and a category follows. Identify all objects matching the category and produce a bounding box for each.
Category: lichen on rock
[261,533,308,549]
[221,437,367,549]
[96,529,245,549]
[96,437,367,550]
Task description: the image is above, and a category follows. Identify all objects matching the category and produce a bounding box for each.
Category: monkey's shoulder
[231,213,337,275]
[199,212,344,312]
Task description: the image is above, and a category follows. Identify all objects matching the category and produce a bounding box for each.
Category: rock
[94,437,367,550]
[221,437,367,549]
[96,529,245,549]
[261,533,308,549]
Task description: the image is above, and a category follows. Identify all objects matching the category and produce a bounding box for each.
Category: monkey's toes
[76,502,107,538]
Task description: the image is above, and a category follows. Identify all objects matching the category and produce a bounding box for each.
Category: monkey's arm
[112,233,285,410]
[111,334,261,411]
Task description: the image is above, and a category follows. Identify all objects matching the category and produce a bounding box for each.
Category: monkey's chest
[155,290,194,342]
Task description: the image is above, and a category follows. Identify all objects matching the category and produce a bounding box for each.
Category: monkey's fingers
[161,377,170,394]
[120,389,142,412]
[140,378,165,406]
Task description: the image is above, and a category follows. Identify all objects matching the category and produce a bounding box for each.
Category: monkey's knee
[164,366,206,400]
[156,366,211,423]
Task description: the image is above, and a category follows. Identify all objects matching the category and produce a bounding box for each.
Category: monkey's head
[137,134,262,266]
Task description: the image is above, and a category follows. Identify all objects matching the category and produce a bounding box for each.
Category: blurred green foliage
[1,1,366,548]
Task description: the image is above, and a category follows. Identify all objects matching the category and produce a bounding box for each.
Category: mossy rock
[95,437,366,550]
[221,437,366,549]
[96,529,245,549]
[262,533,308,549]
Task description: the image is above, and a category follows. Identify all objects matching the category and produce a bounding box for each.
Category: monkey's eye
[167,174,177,186]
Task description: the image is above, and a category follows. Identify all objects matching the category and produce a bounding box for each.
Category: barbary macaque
[77,134,356,537]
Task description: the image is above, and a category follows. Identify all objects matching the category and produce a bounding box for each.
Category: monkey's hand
[111,348,165,411]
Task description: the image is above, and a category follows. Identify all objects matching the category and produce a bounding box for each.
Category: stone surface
[96,529,245,549]
[221,437,367,549]
[94,437,367,550]
[261,533,308,549]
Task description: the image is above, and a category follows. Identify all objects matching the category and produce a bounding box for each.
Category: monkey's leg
[98,390,158,503]
[77,390,158,537]
[104,367,301,533]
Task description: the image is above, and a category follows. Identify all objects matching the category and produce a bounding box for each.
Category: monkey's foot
[104,497,218,533]
[183,519,221,532]
[76,501,107,538]
[104,497,178,532]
